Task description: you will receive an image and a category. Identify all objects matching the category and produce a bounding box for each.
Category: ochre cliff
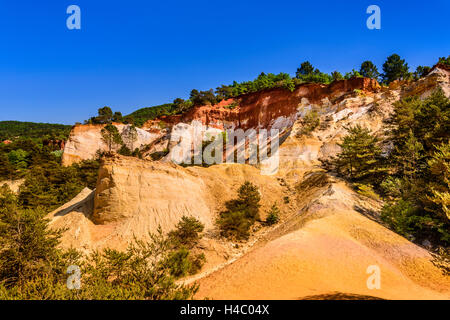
[150,77,380,131]
[61,123,161,166]
[62,77,380,165]
[48,66,450,299]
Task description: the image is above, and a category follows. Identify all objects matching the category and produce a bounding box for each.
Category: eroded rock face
[92,156,213,229]
[61,123,161,166]
[91,155,286,232]
[150,78,380,131]
[62,78,381,166]
[49,155,285,251]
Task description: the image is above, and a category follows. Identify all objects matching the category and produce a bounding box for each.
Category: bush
[217,210,252,240]
[149,149,169,161]
[118,145,132,156]
[381,200,419,238]
[344,69,363,79]
[168,216,204,249]
[165,248,205,278]
[381,199,448,244]
[265,204,280,225]
[438,56,450,66]
[217,182,261,240]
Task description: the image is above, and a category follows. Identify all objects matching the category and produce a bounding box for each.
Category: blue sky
[0,0,449,124]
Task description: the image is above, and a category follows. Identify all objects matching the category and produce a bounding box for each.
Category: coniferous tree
[414,66,431,79]
[359,60,380,79]
[382,54,410,84]
[334,125,384,182]
[101,124,123,152]
[296,61,314,78]
[427,142,450,220]
[331,71,344,81]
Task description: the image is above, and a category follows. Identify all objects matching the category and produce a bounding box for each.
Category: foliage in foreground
[0,190,203,300]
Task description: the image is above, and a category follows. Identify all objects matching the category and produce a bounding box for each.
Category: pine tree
[296,61,314,78]
[427,142,450,220]
[394,131,424,179]
[334,125,384,182]
[101,124,123,153]
[331,71,344,81]
[359,60,380,79]
[382,54,410,84]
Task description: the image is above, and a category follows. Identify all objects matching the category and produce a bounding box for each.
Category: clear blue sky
[0,0,449,124]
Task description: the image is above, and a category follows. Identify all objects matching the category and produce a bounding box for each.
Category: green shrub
[380,177,403,200]
[118,145,132,156]
[266,204,280,225]
[223,101,239,109]
[217,210,252,240]
[165,248,205,278]
[344,69,363,79]
[168,216,204,249]
[438,55,450,66]
[217,181,261,240]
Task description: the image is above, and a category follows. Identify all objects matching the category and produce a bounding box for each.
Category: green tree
[8,149,28,169]
[0,154,14,180]
[438,55,450,66]
[414,66,431,79]
[331,71,344,81]
[96,106,114,124]
[334,125,384,182]
[427,142,450,220]
[190,89,217,106]
[393,131,424,179]
[0,186,67,288]
[344,69,363,79]
[382,54,410,84]
[359,60,380,79]
[101,124,123,152]
[112,112,123,123]
[296,61,314,78]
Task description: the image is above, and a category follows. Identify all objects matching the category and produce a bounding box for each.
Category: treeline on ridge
[85,55,449,128]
